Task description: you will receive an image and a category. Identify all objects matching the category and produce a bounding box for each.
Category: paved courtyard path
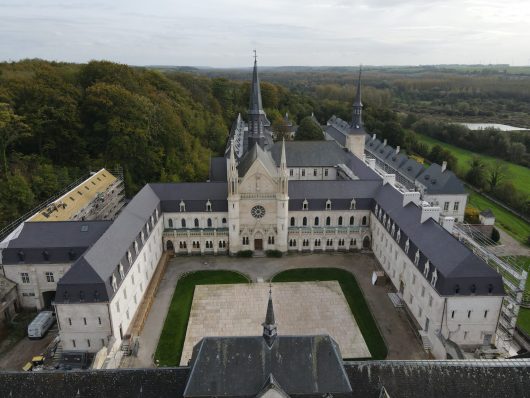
[130,252,427,368]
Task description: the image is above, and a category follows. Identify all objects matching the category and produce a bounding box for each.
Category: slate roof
[398,158,425,182]
[238,143,278,177]
[149,182,228,212]
[2,221,112,265]
[325,124,347,146]
[0,360,528,398]
[417,163,466,195]
[208,157,227,182]
[270,140,350,167]
[56,185,161,304]
[184,335,352,397]
[374,184,504,296]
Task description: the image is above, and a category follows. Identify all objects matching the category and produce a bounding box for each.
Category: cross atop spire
[253,49,257,61]
[262,283,277,347]
[351,65,363,129]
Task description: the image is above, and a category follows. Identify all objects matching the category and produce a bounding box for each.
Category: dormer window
[17,250,25,262]
[405,239,410,254]
[111,275,117,292]
[431,268,438,287]
[206,200,212,212]
[150,215,154,227]
[302,199,308,211]
[155,208,159,220]
[396,229,401,244]
[326,200,331,211]
[127,251,132,265]
[424,260,430,277]
[179,200,186,212]
[414,250,420,266]
[146,223,150,235]
[350,199,356,210]
[42,250,50,261]
[119,263,125,279]
[375,204,379,213]
[134,241,139,254]
[391,224,395,237]
[141,231,145,244]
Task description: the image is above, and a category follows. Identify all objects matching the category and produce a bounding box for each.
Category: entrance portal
[42,291,56,309]
[362,236,371,249]
[254,239,263,251]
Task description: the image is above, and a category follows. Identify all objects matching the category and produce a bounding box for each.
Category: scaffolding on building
[452,223,528,353]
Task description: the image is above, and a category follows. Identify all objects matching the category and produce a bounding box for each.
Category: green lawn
[414,133,530,196]
[468,191,530,244]
[515,257,530,334]
[272,267,387,360]
[154,270,249,367]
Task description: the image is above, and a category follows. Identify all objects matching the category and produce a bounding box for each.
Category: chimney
[403,191,421,207]
[367,158,376,170]
[372,134,376,140]
[420,202,441,224]
[441,161,447,172]
[383,139,387,146]
[396,146,400,155]
[441,216,455,233]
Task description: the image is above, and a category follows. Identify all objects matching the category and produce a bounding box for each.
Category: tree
[487,162,508,191]
[0,103,30,177]
[0,172,35,222]
[295,116,323,141]
[466,157,487,189]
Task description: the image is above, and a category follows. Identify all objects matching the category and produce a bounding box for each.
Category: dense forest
[1,60,529,228]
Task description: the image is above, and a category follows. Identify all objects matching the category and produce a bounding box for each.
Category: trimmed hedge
[236,250,253,257]
[265,250,283,258]
[272,267,387,360]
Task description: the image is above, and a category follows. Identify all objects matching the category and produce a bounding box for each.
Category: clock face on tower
[251,205,266,219]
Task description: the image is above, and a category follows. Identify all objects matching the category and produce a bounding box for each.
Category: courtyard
[129,252,428,368]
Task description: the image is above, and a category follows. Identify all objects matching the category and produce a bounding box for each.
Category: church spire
[351,66,363,128]
[262,284,277,347]
[279,138,288,195]
[247,51,271,149]
[249,50,264,113]
[228,139,238,196]
[280,138,287,171]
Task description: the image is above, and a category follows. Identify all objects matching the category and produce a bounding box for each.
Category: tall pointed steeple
[248,51,271,149]
[262,284,277,347]
[228,139,238,196]
[279,139,288,195]
[249,50,264,114]
[351,66,363,129]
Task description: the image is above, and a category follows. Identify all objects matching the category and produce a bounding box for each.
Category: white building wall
[287,167,337,181]
[56,303,111,352]
[371,213,502,357]
[3,263,71,309]
[423,193,467,222]
[108,215,164,348]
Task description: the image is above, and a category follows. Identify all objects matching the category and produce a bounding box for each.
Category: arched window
[338,216,343,226]
[181,218,186,228]
[194,218,199,228]
[349,216,354,226]
[290,217,295,226]
[326,216,331,226]
[222,218,227,224]
[168,219,173,228]
[314,217,319,226]
[303,217,307,226]
[326,200,331,210]
[303,199,308,210]
[350,199,356,210]
[207,218,212,228]
[206,200,212,212]
[362,216,367,225]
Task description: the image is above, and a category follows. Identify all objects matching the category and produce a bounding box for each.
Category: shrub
[464,207,480,224]
[491,227,500,243]
[236,250,253,258]
[266,249,283,258]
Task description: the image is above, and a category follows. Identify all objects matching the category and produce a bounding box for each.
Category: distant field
[468,192,530,244]
[414,134,530,196]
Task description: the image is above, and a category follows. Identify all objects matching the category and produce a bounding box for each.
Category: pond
[458,123,529,131]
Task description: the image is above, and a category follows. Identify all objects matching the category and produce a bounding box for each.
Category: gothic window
[326,200,331,210]
[350,216,354,226]
[362,216,367,226]
[338,216,343,226]
[290,217,295,226]
[222,218,227,224]
[314,217,319,226]
[326,216,331,226]
[303,217,307,226]
[350,199,356,210]
[194,218,199,228]
[206,200,212,212]
[168,219,173,228]
[181,218,186,228]
[207,218,212,228]
[179,201,186,212]
[302,199,308,210]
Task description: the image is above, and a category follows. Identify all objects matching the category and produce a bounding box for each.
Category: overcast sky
[1,0,529,67]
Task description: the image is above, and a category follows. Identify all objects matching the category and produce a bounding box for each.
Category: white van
[27,311,55,339]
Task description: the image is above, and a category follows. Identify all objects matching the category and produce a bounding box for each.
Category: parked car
[27,311,54,339]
